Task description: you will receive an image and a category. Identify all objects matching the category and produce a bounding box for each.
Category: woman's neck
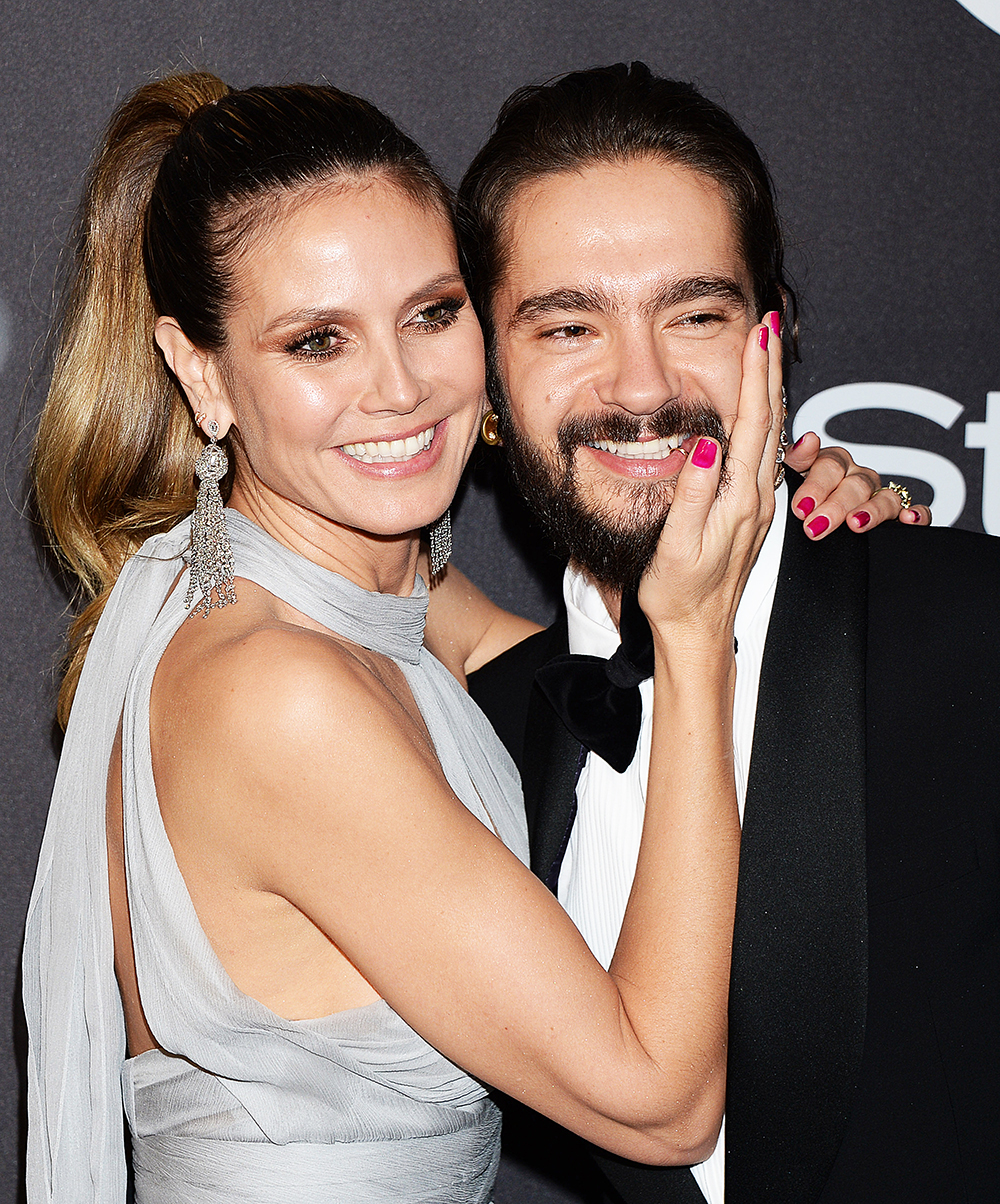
[227,488,421,597]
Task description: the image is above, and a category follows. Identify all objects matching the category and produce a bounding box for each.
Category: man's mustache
[556,402,730,459]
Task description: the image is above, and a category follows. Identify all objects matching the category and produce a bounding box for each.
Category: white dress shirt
[556,485,787,1204]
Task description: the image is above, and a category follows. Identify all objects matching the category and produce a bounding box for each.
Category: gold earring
[480,409,502,446]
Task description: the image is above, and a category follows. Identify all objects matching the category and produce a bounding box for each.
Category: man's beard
[500,401,729,593]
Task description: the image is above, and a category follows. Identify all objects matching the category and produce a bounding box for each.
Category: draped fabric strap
[23,520,196,1204]
[534,587,654,773]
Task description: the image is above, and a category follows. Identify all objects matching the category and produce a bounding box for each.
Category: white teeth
[341,425,435,463]
[587,434,687,459]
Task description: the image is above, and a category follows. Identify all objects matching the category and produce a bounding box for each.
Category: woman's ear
[154,316,235,437]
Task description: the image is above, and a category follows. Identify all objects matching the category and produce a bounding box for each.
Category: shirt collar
[565,481,788,658]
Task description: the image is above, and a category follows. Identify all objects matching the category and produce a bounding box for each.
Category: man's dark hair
[457,60,797,408]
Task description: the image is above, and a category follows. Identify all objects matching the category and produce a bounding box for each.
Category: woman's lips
[333,420,448,479]
[340,423,436,464]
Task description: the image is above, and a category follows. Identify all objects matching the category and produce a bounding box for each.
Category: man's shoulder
[864,524,1000,690]
[866,523,1000,609]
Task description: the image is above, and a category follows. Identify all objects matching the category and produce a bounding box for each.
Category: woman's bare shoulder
[424,562,541,681]
[152,583,429,810]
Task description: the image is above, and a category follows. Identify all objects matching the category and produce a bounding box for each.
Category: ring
[877,481,912,509]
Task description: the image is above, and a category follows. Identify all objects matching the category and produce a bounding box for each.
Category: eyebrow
[507,274,750,330]
[508,286,609,329]
[263,272,467,336]
[643,275,749,316]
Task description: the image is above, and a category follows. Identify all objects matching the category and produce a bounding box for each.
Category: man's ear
[154,316,235,437]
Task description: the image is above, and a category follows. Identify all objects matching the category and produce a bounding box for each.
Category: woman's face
[213,179,485,545]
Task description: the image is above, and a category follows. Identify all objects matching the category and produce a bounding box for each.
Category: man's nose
[603,329,680,416]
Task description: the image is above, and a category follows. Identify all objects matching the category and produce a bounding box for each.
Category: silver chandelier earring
[428,510,452,578]
[186,417,236,617]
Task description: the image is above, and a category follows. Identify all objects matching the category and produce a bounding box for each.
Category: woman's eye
[413,298,464,329]
[301,332,337,354]
[287,329,344,358]
[421,305,451,323]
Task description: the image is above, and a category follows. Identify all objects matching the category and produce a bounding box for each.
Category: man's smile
[579,432,707,480]
[585,433,688,460]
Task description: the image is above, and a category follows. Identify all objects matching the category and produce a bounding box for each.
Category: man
[463,64,999,1204]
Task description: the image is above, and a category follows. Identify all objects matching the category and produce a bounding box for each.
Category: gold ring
[878,481,912,509]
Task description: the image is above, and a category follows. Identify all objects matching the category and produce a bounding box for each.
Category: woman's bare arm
[148,320,778,1167]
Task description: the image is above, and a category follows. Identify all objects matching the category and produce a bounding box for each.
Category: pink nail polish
[769,311,781,336]
[758,325,769,350]
[691,438,717,469]
[854,510,871,529]
[798,496,815,516]
[807,515,830,537]
[792,434,806,450]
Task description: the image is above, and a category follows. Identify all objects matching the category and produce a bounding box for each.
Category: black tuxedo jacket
[470,510,1000,1204]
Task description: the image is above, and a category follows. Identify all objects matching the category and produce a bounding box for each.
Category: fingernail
[807,515,830,537]
[691,438,717,469]
[797,496,815,516]
[905,508,920,522]
[792,434,806,450]
[769,311,781,336]
[758,325,769,350]
[854,510,871,529]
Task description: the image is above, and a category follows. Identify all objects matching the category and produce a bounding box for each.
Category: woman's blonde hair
[33,72,453,726]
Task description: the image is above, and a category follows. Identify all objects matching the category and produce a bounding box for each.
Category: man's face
[491,156,756,589]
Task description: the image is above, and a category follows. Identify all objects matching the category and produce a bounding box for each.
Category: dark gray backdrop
[2,1,998,1199]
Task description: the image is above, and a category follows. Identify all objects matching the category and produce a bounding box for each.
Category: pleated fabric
[24,510,529,1203]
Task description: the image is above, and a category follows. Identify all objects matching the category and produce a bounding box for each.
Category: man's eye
[543,324,590,339]
[680,311,722,326]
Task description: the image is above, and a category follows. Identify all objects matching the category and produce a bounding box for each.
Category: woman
[24,73,903,1203]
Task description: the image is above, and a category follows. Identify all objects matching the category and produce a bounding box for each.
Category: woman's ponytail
[33,73,229,726]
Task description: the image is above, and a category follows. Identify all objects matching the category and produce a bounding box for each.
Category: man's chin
[550,495,671,593]
[575,472,678,519]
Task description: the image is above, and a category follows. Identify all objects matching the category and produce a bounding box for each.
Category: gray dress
[23,511,530,1203]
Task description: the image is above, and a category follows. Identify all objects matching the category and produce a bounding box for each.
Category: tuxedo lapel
[726,505,869,1202]
[521,625,586,892]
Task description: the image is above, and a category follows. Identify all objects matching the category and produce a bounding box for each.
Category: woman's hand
[637,316,782,645]
[785,433,932,537]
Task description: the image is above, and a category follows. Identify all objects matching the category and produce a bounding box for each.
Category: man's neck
[569,562,624,629]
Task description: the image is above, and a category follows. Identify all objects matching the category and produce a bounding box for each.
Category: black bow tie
[534,587,655,773]
[536,587,739,773]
